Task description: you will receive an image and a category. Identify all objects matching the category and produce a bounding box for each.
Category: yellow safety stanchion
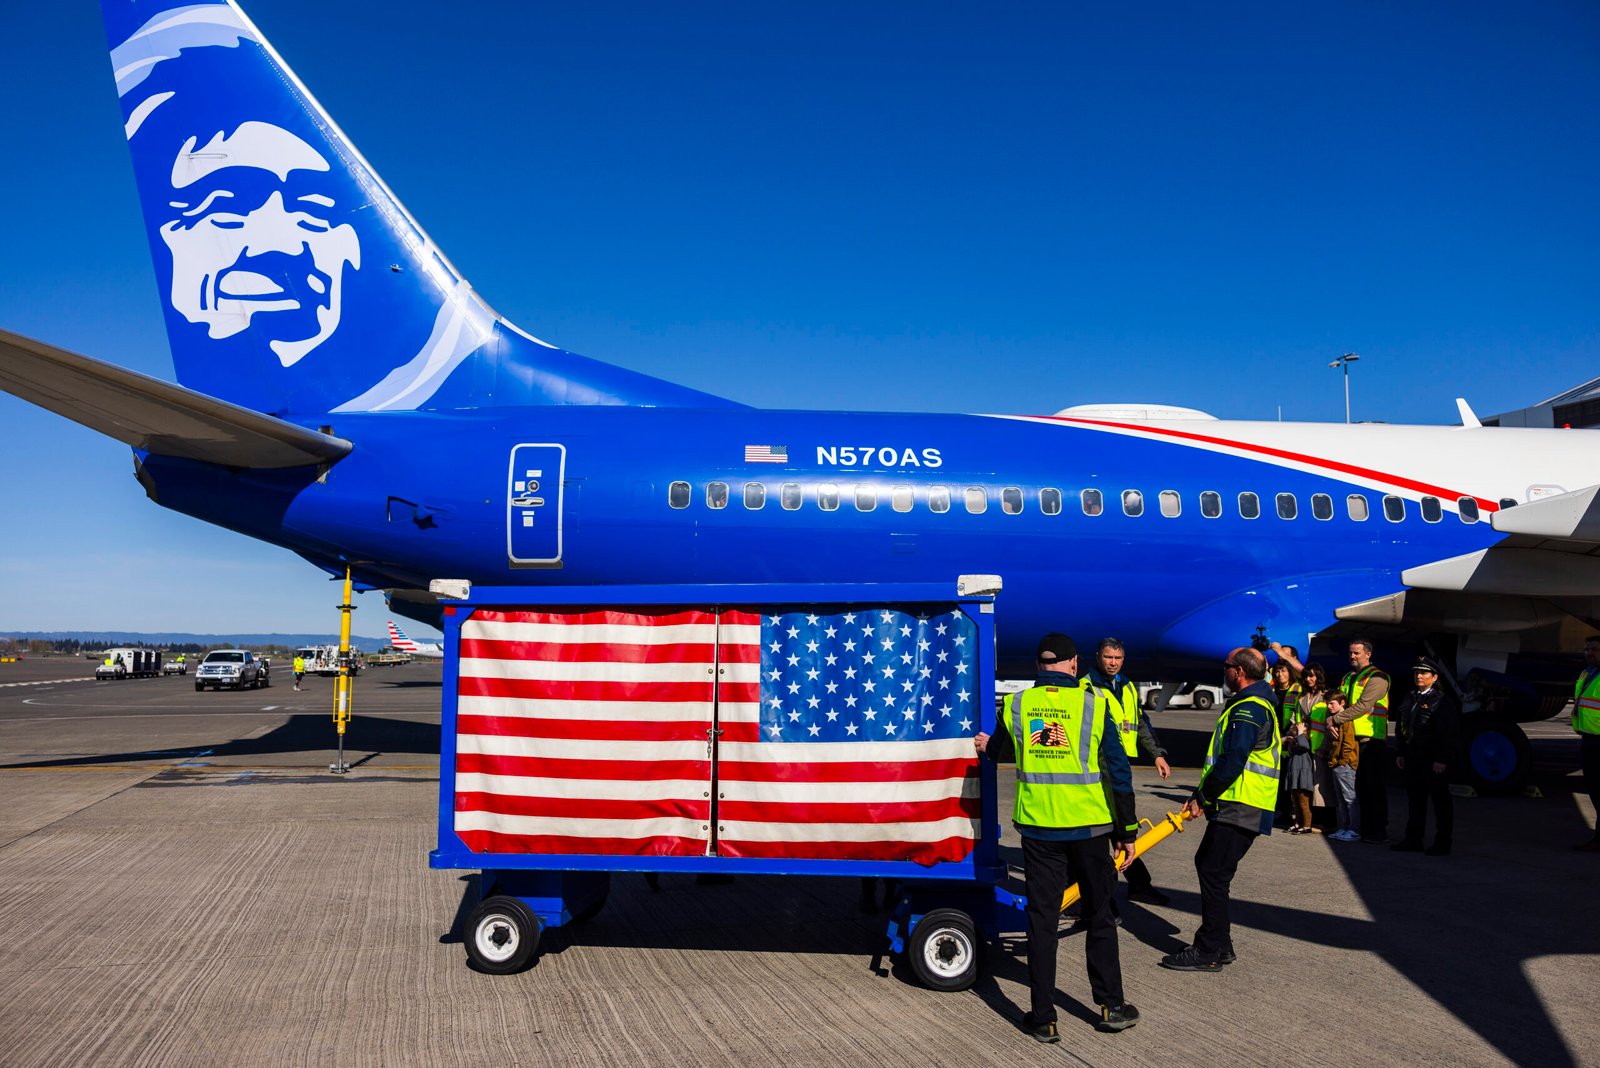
[1061,808,1197,911]
[330,567,356,774]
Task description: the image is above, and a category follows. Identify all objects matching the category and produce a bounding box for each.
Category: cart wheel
[572,874,611,923]
[1192,689,1215,711]
[465,895,540,974]
[907,908,980,992]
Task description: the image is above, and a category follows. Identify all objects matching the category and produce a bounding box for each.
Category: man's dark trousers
[1403,762,1453,848]
[1021,835,1122,1021]
[1355,738,1389,839]
[1192,821,1256,957]
[1582,734,1600,833]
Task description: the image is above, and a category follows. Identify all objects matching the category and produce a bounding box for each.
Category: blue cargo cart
[430,581,1027,989]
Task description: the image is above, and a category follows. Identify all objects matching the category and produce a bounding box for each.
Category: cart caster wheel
[907,907,980,991]
[465,895,540,974]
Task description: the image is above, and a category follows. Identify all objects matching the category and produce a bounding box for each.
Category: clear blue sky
[2,1,1597,637]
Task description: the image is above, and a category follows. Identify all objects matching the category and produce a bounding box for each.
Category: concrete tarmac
[1,657,1596,1067]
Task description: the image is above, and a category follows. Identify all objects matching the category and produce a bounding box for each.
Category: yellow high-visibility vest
[1341,667,1390,740]
[1104,678,1142,757]
[1201,695,1281,811]
[1305,697,1330,753]
[1574,670,1600,736]
[1003,683,1112,830]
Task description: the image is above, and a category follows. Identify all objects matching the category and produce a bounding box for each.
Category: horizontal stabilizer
[0,327,351,468]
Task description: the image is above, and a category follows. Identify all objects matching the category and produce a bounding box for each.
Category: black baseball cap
[1037,633,1077,663]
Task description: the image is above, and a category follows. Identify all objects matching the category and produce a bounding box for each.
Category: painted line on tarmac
[5,711,306,721]
[0,678,98,688]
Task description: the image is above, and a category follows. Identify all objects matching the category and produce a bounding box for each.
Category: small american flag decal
[744,445,788,464]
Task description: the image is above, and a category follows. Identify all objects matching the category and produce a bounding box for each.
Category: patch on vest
[1029,718,1069,751]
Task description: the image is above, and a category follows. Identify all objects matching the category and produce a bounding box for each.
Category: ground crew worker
[974,633,1140,1039]
[292,654,306,692]
[1573,636,1600,852]
[1161,646,1279,972]
[1086,637,1171,906]
[1335,638,1390,843]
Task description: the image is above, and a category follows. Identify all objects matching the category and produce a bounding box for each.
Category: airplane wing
[0,327,351,469]
[1400,487,1600,596]
[1337,485,1600,631]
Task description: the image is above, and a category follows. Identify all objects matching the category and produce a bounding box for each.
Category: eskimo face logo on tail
[106,2,499,413]
[161,121,360,366]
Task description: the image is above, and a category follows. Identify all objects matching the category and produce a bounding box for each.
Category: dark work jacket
[1395,686,1460,766]
[1193,679,1277,835]
[986,671,1138,842]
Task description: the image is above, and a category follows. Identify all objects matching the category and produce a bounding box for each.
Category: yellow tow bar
[1061,808,1197,911]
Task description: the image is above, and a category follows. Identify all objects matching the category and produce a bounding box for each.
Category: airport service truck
[294,645,362,677]
[95,648,159,679]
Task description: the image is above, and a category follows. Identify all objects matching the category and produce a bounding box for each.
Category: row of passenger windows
[669,481,1507,524]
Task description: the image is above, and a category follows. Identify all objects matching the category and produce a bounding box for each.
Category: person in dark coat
[1392,658,1460,856]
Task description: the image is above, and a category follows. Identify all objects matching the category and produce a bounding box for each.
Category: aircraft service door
[507,443,565,567]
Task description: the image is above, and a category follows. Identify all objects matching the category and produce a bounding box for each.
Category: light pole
[1329,352,1360,423]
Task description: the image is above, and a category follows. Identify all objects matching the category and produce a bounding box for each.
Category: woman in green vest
[1293,663,1333,833]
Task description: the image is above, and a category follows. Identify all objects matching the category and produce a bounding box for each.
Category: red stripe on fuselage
[1029,415,1500,512]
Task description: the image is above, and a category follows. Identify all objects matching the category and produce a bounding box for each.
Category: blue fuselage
[139,407,1501,675]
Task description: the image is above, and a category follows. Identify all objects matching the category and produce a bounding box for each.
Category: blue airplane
[2,0,1596,788]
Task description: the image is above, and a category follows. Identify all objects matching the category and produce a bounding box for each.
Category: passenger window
[744,482,765,509]
[1001,487,1023,514]
[1159,490,1181,518]
[891,486,913,512]
[1040,488,1062,515]
[1200,491,1222,518]
[818,483,840,511]
[1123,490,1144,517]
[1383,495,1405,522]
[965,487,988,514]
[855,485,877,512]
[1458,497,1479,524]
[669,481,690,509]
[781,482,802,510]
[707,482,728,509]
[1420,496,1442,523]
[1276,493,1297,520]
[1347,494,1369,521]
[1311,493,1333,521]
[929,486,951,513]
[1081,489,1104,516]
[1499,497,1518,510]
[1238,492,1260,519]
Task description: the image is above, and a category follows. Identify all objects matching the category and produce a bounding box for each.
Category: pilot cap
[1036,633,1077,663]
[1412,657,1440,675]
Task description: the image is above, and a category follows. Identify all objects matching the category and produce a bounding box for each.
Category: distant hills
[1,630,391,652]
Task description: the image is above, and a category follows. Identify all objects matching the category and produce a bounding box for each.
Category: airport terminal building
[1487,377,1600,428]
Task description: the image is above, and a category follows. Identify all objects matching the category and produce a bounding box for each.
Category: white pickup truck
[195,650,269,691]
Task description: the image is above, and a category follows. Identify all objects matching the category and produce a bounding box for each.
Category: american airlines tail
[101,0,739,418]
[387,621,442,659]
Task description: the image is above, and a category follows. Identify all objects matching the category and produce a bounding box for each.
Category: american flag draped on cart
[452,604,981,865]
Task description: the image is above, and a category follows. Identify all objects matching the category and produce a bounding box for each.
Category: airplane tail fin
[101,1,738,417]
[387,621,416,651]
